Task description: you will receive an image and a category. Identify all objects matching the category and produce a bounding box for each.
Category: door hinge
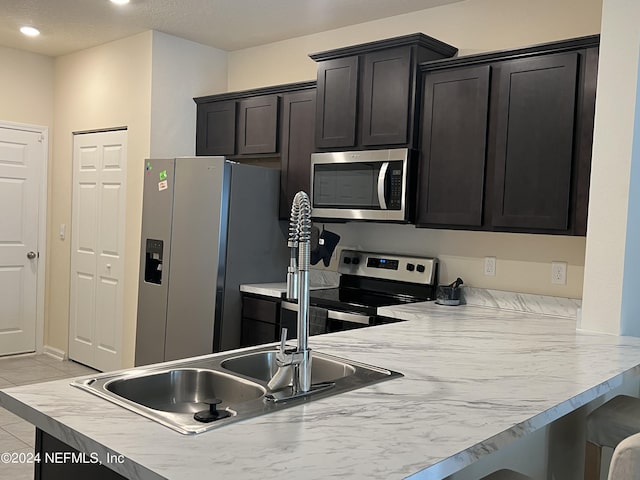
[39,134,44,143]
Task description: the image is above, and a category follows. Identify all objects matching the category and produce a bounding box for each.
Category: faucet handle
[279,328,288,353]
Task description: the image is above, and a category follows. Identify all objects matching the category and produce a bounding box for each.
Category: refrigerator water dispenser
[144,239,164,285]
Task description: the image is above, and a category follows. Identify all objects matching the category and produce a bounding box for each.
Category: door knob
[27,251,37,259]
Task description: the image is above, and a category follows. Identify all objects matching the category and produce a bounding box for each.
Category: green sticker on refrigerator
[159,170,167,181]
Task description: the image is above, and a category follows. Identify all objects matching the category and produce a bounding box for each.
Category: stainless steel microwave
[310,148,414,222]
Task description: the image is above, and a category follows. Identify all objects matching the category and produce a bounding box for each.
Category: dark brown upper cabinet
[195,95,278,156]
[196,100,236,156]
[361,47,412,146]
[315,56,358,148]
[194,81,316,217]
[280,88,316,219]
[417,35,599,236]
[310,34,458,151]
[237,95,279,155]
[491,53,578,231]
[417,65,490,227]
[195,83,315,158]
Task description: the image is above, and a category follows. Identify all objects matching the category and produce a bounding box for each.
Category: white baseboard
[43,345,66,361]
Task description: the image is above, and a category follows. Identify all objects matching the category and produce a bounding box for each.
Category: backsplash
[310,262,580,319]
[461,287,581,319]
[313,222,585,299]
[308,269,340,287]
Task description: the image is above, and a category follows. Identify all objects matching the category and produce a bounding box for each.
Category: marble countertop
[240,269,340,298]
[3,302,640,480]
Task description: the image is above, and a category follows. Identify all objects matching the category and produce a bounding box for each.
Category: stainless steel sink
[72,346,401,434]
[221,351,356,383]
[105,368,265,413]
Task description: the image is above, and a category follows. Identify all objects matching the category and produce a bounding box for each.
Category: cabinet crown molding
[194,80,316,104]
[420,34,600,72]
[309,33,458,62]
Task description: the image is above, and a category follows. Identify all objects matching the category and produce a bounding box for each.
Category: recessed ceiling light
[110,0,130,5]
[20,26,40,37]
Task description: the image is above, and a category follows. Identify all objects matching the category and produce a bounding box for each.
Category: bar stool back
[607,431,640,479]
[480,469,532,479]
[585,395,640,479]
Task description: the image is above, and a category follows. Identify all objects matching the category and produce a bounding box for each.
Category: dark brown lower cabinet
[241,294,281,347]
[417,65,490,226]
[35,429,126,480]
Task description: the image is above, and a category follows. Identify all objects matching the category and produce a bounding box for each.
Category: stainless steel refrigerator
[135,157,289,366]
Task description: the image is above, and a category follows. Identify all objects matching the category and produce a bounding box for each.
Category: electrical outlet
[484,256,496,276]
[551,261,567,285]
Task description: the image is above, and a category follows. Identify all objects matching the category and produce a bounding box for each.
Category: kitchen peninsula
[3,302,640,479]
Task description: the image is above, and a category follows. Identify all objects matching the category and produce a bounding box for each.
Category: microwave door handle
[377,161,390,209]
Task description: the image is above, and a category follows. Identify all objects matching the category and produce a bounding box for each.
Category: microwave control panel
[388,164,403,210]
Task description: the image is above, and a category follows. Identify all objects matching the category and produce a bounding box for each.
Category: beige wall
[150,32,228,158]
[226,0,602,298]
[0,46,54,127]
[0,46,54,355]
[50,32,153,366]
[46,31,228,367]
[227,0,603,90]
[324,224,585,299]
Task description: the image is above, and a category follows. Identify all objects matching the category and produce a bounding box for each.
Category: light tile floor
[0,354,96,480]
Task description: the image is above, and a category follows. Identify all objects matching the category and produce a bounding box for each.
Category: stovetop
[285,250,439,317]
[309,287,423,316]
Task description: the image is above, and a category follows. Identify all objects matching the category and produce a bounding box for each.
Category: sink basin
[221,351,356,383]
[105,368,265,413]
[72,345,402,434]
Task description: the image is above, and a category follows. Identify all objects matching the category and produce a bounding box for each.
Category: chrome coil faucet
[270,191,312,394]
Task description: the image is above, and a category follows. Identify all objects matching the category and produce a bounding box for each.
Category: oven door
[325,309,372,333]
[281,301,373,335]
[310,149,412,222]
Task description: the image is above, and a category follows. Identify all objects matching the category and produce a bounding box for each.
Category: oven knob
[417,264,425,273]
[406,263,415,271]
[344,257,352,264]
[352,257,360,265]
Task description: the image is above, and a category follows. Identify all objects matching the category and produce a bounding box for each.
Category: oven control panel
[338,250,438,285]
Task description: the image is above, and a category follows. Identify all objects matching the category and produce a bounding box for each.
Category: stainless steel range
[281,250,438,336]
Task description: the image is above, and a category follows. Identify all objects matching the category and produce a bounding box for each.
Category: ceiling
[0,0,464,57]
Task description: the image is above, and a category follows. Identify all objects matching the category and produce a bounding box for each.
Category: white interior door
[0,127,43,355]
[69,130,127,372]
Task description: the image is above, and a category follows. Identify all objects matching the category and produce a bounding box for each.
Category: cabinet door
[280,89,316,219]
[573,47,599,236]
[492,53,578,230]
[241,319,278,347]
[241,294,280,347]
[315,56,358,148]
[196,100,236,155]
[417,65,490,226]
[36,429,127,480]
[237,95,279,155]
[361,47,412,146]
